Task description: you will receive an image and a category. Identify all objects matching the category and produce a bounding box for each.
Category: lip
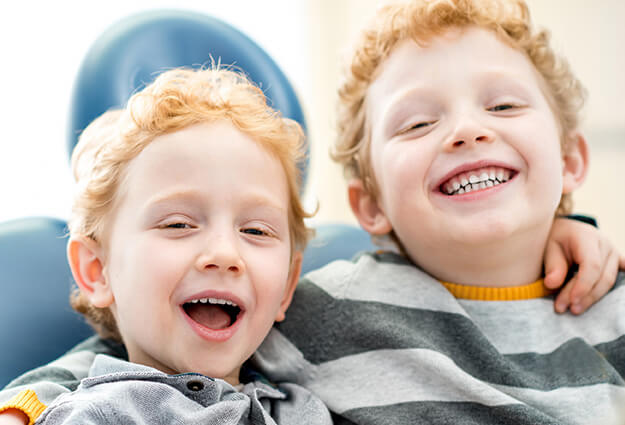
[181,290,246,308]
[433,159,518,192]
[180,290,246,343]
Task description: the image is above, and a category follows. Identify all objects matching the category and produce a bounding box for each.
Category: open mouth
[182,297,243,330]
[440,166,516,196]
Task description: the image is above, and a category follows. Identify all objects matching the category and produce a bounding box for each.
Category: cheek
[378,145,429,209]
[519,113,563,160]
[108,237,183,300]
[528,135,565,183]
[246,246,292,300]
[137,239,185,272]
[511,124,565,208]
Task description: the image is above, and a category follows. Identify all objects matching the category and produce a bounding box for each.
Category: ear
[67,236,114,308]
[562,131,589,194]
[275,251,303,322]
[347,178,392,235]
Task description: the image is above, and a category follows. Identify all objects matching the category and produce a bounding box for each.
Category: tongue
[186,304,231,330]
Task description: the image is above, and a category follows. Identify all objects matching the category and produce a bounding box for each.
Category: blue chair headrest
[67,9,308,182]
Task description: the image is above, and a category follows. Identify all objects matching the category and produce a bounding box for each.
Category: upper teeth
[188,298,238,307]
[443,167,511,196]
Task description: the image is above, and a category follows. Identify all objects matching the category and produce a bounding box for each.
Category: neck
[409,222,552,287]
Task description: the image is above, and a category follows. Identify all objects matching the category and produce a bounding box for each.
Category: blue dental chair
[0,9,374,389]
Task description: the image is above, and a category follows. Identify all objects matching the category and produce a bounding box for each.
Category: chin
[450,219,517,246]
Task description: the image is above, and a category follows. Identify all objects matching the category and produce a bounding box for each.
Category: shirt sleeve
[0,390,47,425]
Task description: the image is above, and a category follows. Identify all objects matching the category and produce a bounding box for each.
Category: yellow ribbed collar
[439,278,555,300]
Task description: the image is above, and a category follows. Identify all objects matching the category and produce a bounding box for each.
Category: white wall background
[2,1,624,248]
[0,0,311,223]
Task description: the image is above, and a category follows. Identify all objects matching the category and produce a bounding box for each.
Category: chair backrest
[0,217,94,387]
[0,9,374,389]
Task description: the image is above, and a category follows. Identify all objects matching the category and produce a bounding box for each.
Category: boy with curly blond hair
[0,67,331,425]
[253,0,625,423]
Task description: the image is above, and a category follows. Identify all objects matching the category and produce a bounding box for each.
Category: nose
[443,115,495,151]
[195,232,245,276]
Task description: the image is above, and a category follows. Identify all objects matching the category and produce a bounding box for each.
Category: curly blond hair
[69,67,312,341]
[333,0,586,215]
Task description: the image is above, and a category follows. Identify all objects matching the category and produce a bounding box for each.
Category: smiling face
[350,27,587,286]
[80,121,298,385]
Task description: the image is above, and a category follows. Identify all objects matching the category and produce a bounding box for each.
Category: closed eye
[156,221,196,237]
[487,103,523,112]
[413,122,432,129]
[398,120,437,136]
[241,228,268,236]
[409,121,435,130]
[163,222,192,229]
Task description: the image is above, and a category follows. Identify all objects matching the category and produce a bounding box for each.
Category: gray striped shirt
[252,251,625,425]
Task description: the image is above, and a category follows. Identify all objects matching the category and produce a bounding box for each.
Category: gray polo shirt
[35,354,331,425]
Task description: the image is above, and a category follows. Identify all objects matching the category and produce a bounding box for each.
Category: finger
[570,252,619,315]
[568,239,607,304]
[566,244,602,305]
[619,254,625,270]
[543,240,569,289]
[553,277,574,313]
[569,245,615,304]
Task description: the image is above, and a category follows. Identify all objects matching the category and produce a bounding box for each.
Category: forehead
[366,27,545,123]
[116,122,290,213]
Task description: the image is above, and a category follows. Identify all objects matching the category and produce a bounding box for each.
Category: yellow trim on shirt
[0,389,47,425]
[440,278,555,300]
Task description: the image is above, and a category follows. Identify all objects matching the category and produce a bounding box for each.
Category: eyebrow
[238,195,287,216]
[145,189,287,214]
[145,189,205,208]
[475,70,538,94]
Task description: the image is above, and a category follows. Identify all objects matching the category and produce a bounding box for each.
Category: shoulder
[4,336,126,392]
[0,343,110,409]
[67,336,127,360]
[299,250,436,299]
[293,250,451,314]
